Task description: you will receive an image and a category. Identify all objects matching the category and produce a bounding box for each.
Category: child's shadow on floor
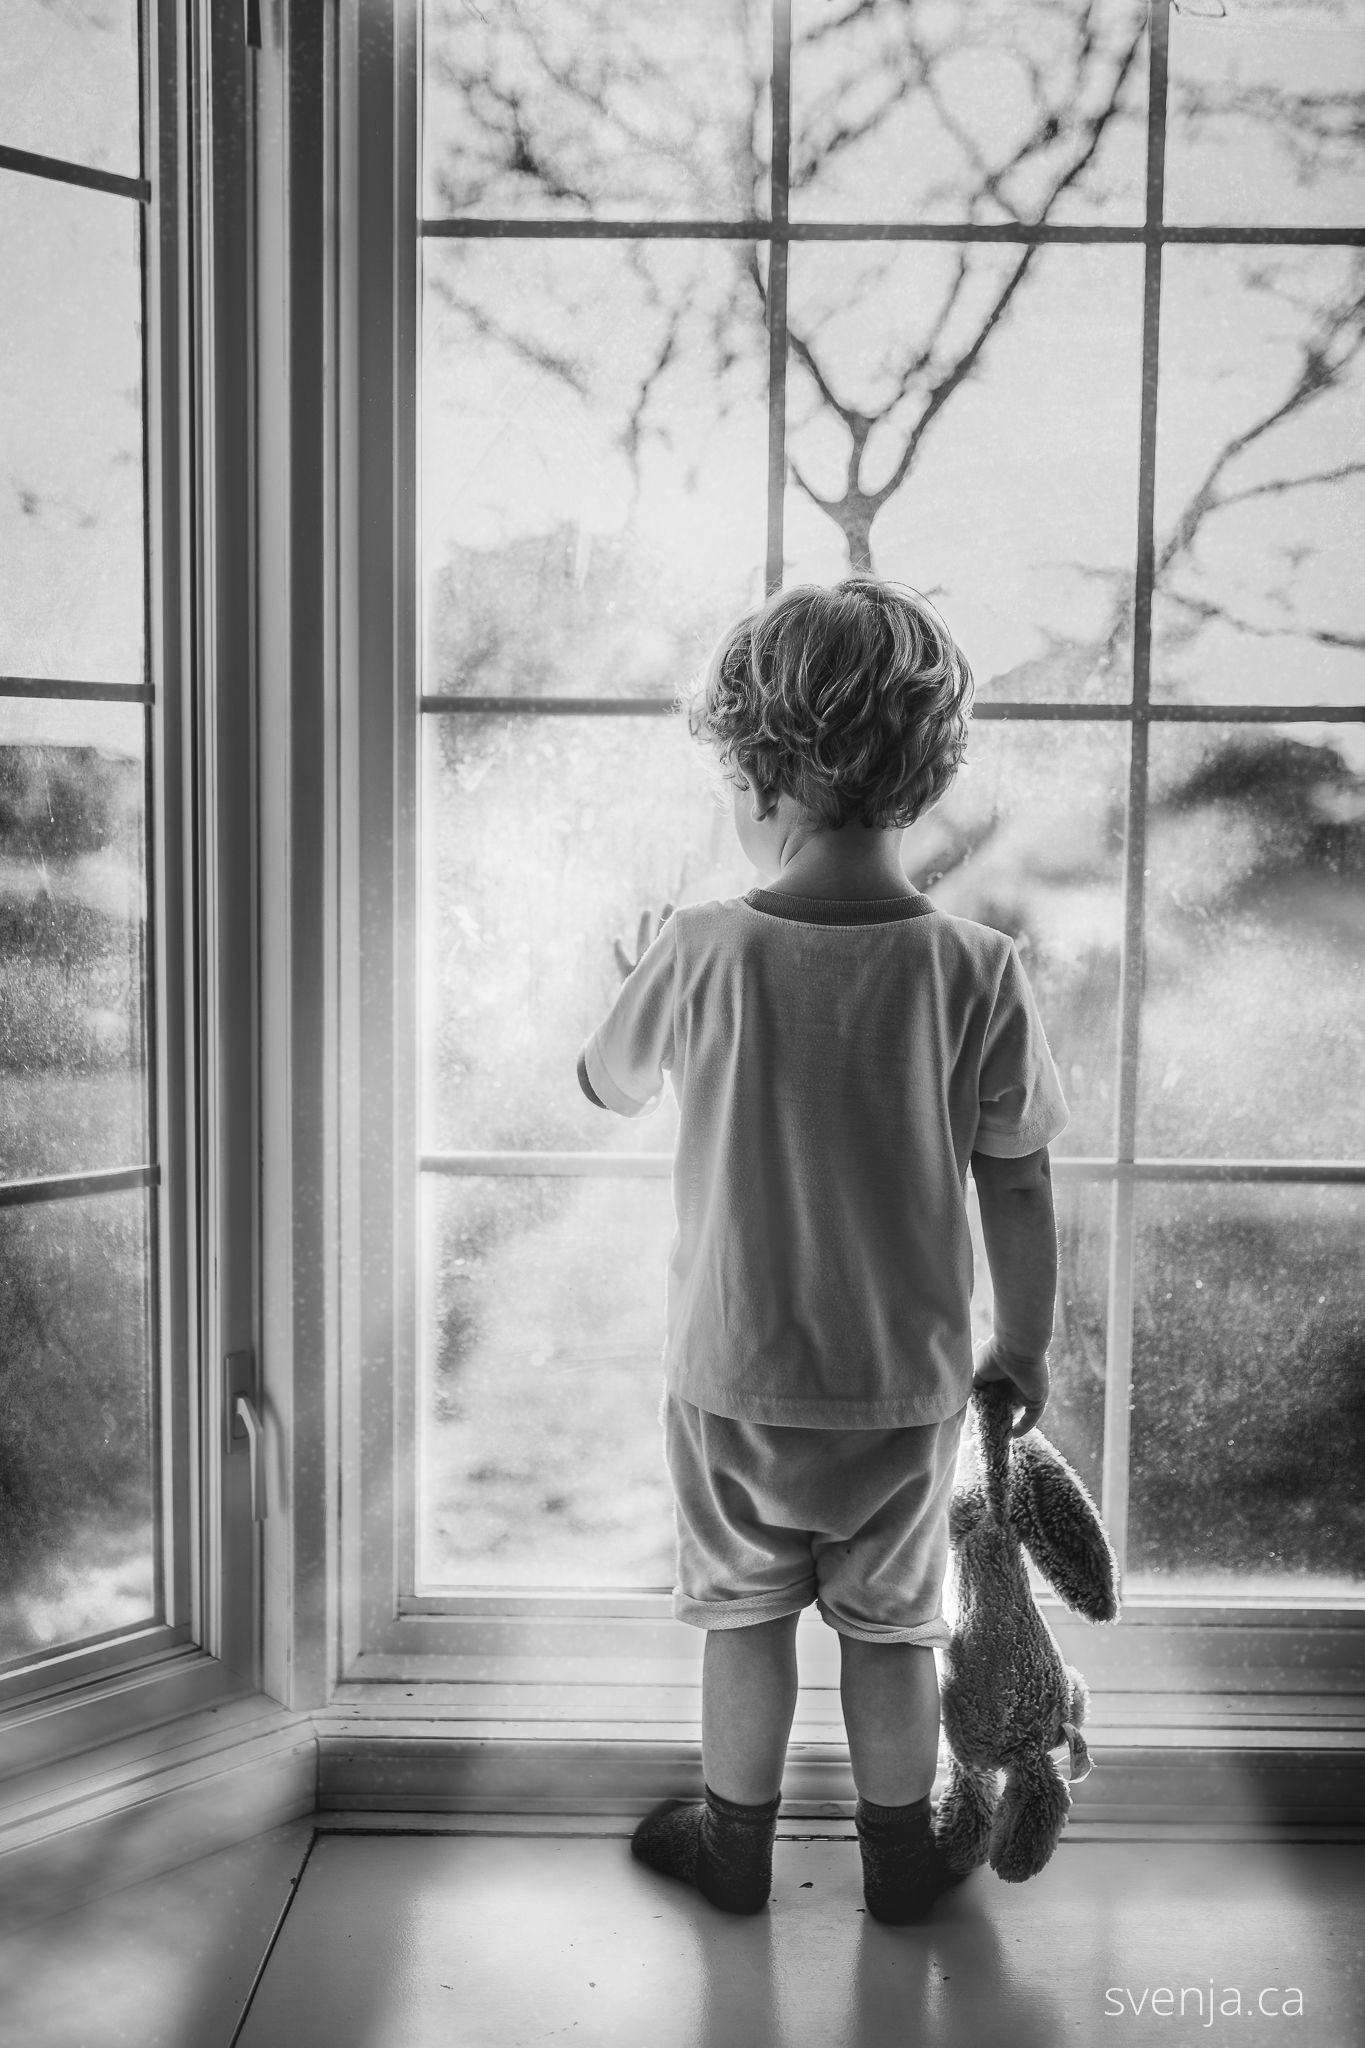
[690,1876,1065,2048]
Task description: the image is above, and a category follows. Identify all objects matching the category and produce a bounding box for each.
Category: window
[1,0,256,1723]
[350,0,1364,1680]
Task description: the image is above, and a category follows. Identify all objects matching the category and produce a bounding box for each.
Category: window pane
[422,1175,1110,1590]
[0,703,150,1182]
[0,173,145,685]
[422,240,768,700]
[784,245,1143,701]
[1152,248,1365,708]
[422,711,748,1155]
[970,1174,1109,1503]
[790,0,1147,225]
[903,721,1127,1156]
[1139,722,1365,1161]
[422,0,771,220]
[1129,1182,1365,1593]
[2,0,140,179]
[420,1174,677,1588]
[1166,2,1365,229]
[0,1190,157,1664]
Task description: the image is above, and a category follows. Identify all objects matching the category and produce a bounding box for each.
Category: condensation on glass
[1128,1182,1365,1592]
[0,1191,157,1664]
[421,712,748,1157]
[419,1175,679,1589]
[1140,722,1365,1162]
[0,702,150,1182]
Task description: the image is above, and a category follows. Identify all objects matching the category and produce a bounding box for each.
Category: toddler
[576,576,1068,1922]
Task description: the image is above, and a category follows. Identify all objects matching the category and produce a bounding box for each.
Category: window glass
[789,0,1148,225]
[0,703,149,1181]
[422,0,771,220]
[422,1175,1111,1589]
[0,171,146,686]
[0,0,140,178]
[1129,1181,1365,1592]
[0,1189,156,1664]
[784,244,1143,699]
[1139,721,1365,1161]
[420,1174,677,1588]
[970,1175,1110,1504]
[904,721,1127,1157]
[422,711,748,1157]
[1165,2,1365,228]
[422,240,769,700]
[1152,247,1365,708]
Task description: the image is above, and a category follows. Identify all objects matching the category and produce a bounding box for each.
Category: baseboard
[313,1721,1365,1833]
[5,1705,1360,1938]
[0,1696,318,1937]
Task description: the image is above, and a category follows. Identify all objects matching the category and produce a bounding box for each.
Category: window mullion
[1102,0,1172,1579]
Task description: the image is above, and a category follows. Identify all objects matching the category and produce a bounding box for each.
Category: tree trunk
[838,499,876,574]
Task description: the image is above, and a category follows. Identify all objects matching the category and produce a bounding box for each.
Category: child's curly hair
[688,576,973,829]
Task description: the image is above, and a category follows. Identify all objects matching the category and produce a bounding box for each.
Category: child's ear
[750,783,779,822]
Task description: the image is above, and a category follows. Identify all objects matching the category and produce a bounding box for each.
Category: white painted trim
[0,1695,315,1938]
[312,1723,1365,1832]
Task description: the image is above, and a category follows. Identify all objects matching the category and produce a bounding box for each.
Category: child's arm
[970,1144,1058,1437]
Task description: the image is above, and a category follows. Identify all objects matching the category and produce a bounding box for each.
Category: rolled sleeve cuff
[581,1034,654,1118]
[972,1103,1070,1159]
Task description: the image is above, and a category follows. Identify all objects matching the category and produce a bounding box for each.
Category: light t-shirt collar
[743,888,937,927]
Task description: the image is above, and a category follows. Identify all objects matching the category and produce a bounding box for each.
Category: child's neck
[766,822,916,902]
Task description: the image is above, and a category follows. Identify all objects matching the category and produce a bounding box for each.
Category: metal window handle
[233,1393,267,1523]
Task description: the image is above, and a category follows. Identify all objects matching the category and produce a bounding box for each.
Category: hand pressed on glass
[613,903,674,983]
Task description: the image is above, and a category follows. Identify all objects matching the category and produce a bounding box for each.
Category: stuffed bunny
[934,1378,1120,1883]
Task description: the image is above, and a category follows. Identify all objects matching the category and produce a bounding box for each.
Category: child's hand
[614,903,674,982]
[972,1337,1050,1438]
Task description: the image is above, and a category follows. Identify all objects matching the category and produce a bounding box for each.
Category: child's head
[689,576,973,831]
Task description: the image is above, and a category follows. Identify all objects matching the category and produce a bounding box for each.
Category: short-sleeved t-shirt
[580,889,1069,1428]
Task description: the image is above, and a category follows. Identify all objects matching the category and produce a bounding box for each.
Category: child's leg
[702,1611,801,1804]
[631,1611,799,1914]
[840,1637,953,1923]
[838,1637,940,1805]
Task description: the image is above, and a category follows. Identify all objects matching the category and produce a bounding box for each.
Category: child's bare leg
[631,1612,797,1913]
[702,1611,801,1804]
[838,1638,940,1804]
[840,1638,955,1922]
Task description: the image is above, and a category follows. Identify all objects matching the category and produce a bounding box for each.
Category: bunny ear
[1008,1433,1120,1622]
[972,1379,1015,1522]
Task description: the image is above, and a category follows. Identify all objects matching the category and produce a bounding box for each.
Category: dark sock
[630,1785,781,1914]
[856,1794,952,1924]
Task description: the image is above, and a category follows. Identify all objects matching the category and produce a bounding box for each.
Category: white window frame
[0,0,264,1773]
[334,0,1365,1777]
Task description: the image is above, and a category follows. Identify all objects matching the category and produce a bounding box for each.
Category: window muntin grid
[416,0,1365,1596]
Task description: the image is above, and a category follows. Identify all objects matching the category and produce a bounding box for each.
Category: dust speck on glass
[411,0,1365,1597]
[1,1,157,1668]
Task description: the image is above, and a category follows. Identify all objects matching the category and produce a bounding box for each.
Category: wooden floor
[4,1817,1363,2047]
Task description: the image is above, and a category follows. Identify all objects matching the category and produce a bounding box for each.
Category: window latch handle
[233,1394,267,1522]
[226,1352,267,1522]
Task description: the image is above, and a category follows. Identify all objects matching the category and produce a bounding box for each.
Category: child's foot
[630,1786,781,1914]
[856,1794,958,1924]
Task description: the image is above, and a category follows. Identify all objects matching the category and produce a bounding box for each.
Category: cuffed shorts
[663,1393,968,1646]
